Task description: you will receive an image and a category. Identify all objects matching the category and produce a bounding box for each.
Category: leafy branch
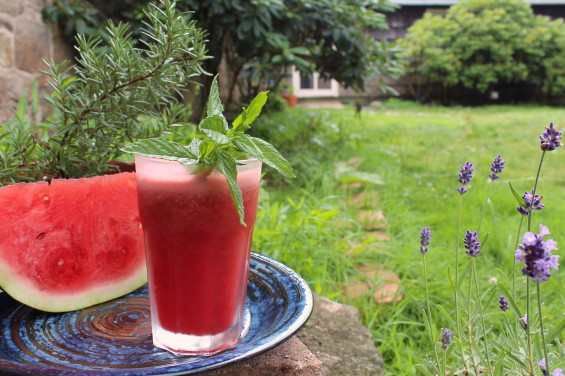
[0,0,208,183]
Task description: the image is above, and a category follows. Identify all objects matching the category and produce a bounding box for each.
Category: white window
[291,67,339,98]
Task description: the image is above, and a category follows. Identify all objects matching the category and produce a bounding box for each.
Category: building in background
[291,0,565,104]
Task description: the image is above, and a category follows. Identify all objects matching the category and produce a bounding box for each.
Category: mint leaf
[200,115,230,144]
[187,138,202,157]
[122,77,294,227]
[216,151,246,226]
[206,75,223,117]
[232,134,295,178]
[233,91,269,132]
[121,138,198,166]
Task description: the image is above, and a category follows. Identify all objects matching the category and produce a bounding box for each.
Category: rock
[0,72,33,121]
[373,282,401,305]
[338,182,364,191]
[357,264,403,304]
[297,294,385,376]
[0,0,23,17]
[348,191,381,209]
[15,18,51,72]
[358,210,388,231]
[342,280,371,300]
[346,157,362,168]
[341,265,403,305]
[0,33,13,68]
[203,336,322,376]
[0,16,13,32]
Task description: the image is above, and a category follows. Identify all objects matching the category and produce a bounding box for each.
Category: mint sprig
[122,75,295,226]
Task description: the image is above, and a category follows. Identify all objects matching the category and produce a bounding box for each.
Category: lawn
[253,100,565,375]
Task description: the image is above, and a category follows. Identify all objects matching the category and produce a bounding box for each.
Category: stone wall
[0,0,72,122]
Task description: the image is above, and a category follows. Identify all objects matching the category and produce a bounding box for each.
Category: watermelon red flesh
[0,172,147,312]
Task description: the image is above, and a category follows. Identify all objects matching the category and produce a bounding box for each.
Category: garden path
[337,158,403,305]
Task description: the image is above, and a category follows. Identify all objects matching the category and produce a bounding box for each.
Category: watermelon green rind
[0,173,147,312]
[0,263,147,312]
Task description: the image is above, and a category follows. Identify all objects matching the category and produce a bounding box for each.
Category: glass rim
[134,154,261,164]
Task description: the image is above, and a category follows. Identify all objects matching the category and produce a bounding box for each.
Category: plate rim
[0,252,314,376]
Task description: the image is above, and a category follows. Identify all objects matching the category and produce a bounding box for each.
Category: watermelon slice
[0,173,147,312]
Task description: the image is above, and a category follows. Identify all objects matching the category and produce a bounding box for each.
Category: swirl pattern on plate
[0,253,313,376]
[0,290,179,373]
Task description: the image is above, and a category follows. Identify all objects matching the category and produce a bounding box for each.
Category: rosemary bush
[0,0,207,184]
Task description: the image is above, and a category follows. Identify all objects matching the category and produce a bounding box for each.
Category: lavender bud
[441,328,452,350]
[420,227,431,254]
[489,154,505,180]
[552,368,564,376]
[498,296,509,311]
[457,187,468,195]
[520,314,528,330]
[517,190,544,216]
[464,230,481,257]
[540,122,562,151]
[457,162,474,194]
[539,358,548,376]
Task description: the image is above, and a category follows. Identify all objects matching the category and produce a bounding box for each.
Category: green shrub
[1,0,206,183]
[400,0,565,102]
[251,108,354,188]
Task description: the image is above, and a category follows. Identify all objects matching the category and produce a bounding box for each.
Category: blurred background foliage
[399,0,565,104]
[42,0,404,113]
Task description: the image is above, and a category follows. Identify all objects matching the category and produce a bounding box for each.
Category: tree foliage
[44,0,403,108]
[177,0,402,104]
[400,0,565,102]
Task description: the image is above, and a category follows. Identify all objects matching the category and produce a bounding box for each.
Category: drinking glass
[134,155,262,356]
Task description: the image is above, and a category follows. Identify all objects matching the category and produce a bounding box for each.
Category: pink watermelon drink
[134,155,262,356]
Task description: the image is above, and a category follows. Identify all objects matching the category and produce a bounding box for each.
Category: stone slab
[297,294,384,376]
[15,18,50,72]
[201,336,322,376]
[0,32,13,68]
[0,0,23,17]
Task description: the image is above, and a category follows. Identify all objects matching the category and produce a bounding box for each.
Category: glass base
[152,309,251,356]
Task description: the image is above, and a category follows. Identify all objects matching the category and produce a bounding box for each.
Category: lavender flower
[489,154,505,180]
[537,359,563,376]
[539,358,548,376]
[420,227,431,254]
[441,328,452,350]
[540,122,562,151]
[520,314,528,330]
[515,225,560,282]
[457,161,474,195]
[464,230,481,257]
[517,190,544,216]
[498,296,508,311]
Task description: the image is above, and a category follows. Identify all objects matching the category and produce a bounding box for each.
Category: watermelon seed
[43,196,49,201]
[36,232,46,240]
[58,259,64,266]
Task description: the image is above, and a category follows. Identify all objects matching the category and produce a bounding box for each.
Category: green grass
[253,100,565,375]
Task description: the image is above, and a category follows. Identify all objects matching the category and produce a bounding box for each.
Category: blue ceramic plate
[0,253,313,376]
